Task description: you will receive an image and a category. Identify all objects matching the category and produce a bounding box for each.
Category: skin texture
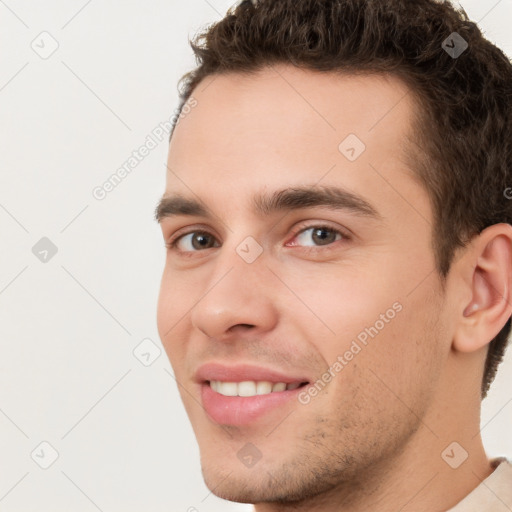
[156,64,512,511]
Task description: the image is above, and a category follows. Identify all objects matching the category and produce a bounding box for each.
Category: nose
[189,240,279,342]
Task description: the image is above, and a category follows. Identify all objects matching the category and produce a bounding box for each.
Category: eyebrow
[154,185,382,223]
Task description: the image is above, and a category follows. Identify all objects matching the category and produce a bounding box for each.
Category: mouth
[208,380,309,397]
[196,364,311,426]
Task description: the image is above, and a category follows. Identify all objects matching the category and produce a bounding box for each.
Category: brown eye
[170,231,219,252]
[293,226,345,248]
[190,232,216,250]
[311,227,338,245]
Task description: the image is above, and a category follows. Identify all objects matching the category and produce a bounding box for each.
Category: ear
[453,223,512,353]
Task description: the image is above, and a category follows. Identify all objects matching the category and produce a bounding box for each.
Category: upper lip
[195,362,311,384]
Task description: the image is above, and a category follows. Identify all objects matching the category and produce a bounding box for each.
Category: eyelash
[164,223,350,256]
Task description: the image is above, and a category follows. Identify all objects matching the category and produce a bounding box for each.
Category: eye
[166,230,219,252]
[287,225,347,249]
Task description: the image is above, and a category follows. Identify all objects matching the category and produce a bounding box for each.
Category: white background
[0,0,511,510]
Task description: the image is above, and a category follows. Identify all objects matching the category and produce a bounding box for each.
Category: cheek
[326,276,444,410]
[281,256,436,374]
[156,270,192,360]
[157,264,198,320]
[277,262,395,352]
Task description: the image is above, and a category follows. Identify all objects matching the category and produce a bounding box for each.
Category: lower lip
[201,383,306,426]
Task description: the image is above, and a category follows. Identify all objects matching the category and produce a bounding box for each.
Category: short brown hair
[170,0,512,399]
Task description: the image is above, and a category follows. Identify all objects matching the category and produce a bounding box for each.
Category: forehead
[171,64,416,153]
[165,64,430,227]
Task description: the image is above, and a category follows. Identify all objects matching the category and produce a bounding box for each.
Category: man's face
[156,65,450,504]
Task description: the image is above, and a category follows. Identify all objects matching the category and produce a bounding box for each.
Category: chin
[201,464,266,504]
[198,447,288,503]
[199,449,343,506]
[201,471,302,505]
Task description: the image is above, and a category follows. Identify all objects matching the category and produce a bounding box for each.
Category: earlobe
[453,226,512,353]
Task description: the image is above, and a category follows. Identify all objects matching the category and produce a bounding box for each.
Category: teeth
[256,381,272,395]
[238,381,256,397]
[218,381,238,396]
[210,380,303,397]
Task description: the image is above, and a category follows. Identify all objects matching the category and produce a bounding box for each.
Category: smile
[196,363,312,426]
[209,380,306,397]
